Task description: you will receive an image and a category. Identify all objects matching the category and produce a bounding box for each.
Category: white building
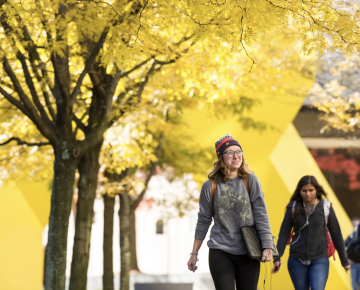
[59,174,215,290]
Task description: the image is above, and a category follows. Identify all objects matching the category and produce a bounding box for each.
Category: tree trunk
[119,191,131,290]
[130,209,139,271]
[103,194,115,290]
[44,156,78,290]
[69,141,103,290]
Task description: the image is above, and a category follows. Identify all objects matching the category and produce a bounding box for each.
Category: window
[156,219,164,234]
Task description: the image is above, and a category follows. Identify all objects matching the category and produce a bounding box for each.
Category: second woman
[273,175,350,290]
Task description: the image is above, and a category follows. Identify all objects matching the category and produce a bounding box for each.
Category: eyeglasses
[224,150,243,158]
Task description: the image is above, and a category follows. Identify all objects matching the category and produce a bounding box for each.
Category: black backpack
[345,224,360,263]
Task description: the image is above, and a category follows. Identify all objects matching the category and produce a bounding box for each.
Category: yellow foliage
[1,0,354,185]
[0,110,53,183]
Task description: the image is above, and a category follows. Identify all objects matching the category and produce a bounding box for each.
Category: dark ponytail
[290,175,328,224]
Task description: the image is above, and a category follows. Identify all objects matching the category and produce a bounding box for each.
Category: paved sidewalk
[66,272,216,290]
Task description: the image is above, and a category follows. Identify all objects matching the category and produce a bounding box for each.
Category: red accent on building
[312,150,360,190]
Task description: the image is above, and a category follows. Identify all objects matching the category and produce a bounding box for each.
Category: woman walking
[187,134,274,290]
[273,175,350,290]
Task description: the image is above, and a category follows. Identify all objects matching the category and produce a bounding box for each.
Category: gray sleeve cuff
[261,240,274,250]
[195,230,207,240]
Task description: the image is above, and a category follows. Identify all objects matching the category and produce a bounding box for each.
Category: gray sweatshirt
[195,174,273,255]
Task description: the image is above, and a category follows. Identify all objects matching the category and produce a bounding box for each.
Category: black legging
[209,249,260,290]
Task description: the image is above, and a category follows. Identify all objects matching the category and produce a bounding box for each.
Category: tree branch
[2,57,56,143]
[107,56,178,128]
[51,53,71,105]
[73,113,87,134]
[50,3,71,124]
[131,0,149,45]
[70,26,110,105]
[17,52,53,124]
[114,82,140,105]
[118,58,152,80]
[43,90,56,121]
[107,61,157,127]
[135,61,157,100]
[0,137,50,146]
[88,70,106,100]
[131,131,164,211]
[0,0,7,8]
[3,58,43,119]
[2,17,57,122]
[19,24,56,120]
[35,0,54,48]
[78,68,122,154]
[0,78,15,91]
[239,16,256,76]
[87,58,151,103]
[162,0,231,26]
[80,0,151,28]
[19,21,54,88]
[266,0,360,45]
[0,85,31,117]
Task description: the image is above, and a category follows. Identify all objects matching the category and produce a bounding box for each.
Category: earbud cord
[289,198,317,246]
[263,262,267,290]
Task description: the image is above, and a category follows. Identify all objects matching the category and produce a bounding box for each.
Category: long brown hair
[208,155,253,183]
[290,175,328,224]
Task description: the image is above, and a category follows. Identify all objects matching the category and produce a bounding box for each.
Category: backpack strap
[323,199,336,259]
[287,201,297,245]
[211,180,216,216]
[211,175,250,217]
[243,175,250,198]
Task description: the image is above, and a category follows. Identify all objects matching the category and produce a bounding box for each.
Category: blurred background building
[294,51,360,220]
[60,174,215,290]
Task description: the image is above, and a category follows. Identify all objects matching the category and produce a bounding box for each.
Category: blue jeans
[351,264,360,290]
[288,257,329,290]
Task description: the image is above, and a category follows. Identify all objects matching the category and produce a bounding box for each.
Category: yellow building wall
[184,93,352,289]
[0,181,50,290]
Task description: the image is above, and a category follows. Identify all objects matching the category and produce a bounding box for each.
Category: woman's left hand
[344,265,350,273]
[261,248,273,262]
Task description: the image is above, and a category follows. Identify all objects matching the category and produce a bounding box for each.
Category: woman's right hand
[272,261,281,274]
[187,254,198,272]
